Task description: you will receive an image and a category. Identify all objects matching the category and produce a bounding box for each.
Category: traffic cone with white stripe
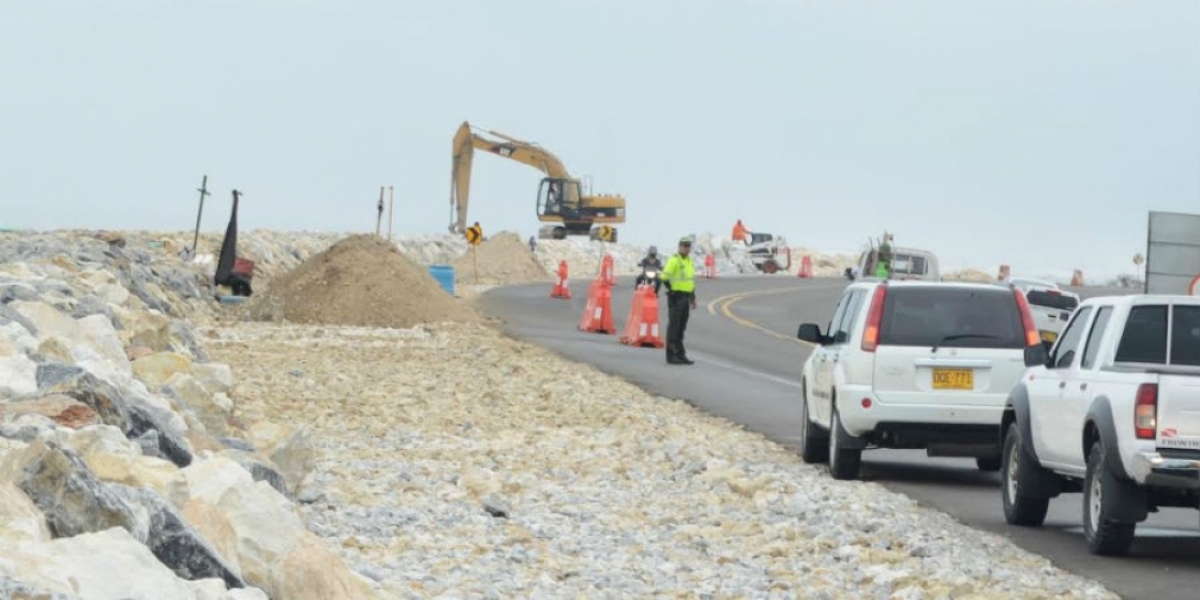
[578,278,615,334]
[621,284,664,348]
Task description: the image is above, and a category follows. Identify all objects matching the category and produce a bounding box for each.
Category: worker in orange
[732,219,748,245]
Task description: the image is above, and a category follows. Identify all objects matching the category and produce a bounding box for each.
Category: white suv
[797,280,1047,480]
[1005,278,1080,349]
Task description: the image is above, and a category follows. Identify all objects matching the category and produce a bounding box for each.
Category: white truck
[1000,295,1200,555]
[1005,278,1081,349]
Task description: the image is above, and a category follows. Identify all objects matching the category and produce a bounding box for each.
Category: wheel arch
[1084,396,1131,481]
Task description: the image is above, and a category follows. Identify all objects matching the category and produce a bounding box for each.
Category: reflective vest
[663,254,696,293]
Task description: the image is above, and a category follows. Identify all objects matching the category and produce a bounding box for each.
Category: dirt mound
[453,231,549,285]
[247,234,479,328]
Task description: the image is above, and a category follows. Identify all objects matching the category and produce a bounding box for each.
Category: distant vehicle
[796,280,1047,480]
[746,232,791,274]
[1001,294,1200,555]
[1003,278,1081,349]
[849,246,940,281]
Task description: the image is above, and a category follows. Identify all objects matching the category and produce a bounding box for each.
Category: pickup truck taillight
[1134,383,1157,440]
[860,286,888,352]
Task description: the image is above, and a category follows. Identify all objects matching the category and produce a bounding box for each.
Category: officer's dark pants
[666,291,692,361]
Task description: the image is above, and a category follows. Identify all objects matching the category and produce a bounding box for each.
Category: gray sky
[2,1,1197,279]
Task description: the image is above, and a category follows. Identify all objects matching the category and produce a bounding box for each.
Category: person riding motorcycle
[637,246,664,295]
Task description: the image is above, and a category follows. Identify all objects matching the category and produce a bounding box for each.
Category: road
[478,276,1199,600]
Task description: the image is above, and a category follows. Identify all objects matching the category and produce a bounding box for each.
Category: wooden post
[387,185,395,241]
[472,244,479,284]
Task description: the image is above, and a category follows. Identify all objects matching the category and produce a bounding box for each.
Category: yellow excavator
[449,121,626,242]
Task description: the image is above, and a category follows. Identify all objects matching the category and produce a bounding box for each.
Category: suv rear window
[879,287,1025,349]
[1025,289,1079,311]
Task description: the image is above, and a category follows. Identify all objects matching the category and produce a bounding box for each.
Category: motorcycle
[635,268,662,296]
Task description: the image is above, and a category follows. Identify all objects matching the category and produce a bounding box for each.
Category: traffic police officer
[661,237,697,365]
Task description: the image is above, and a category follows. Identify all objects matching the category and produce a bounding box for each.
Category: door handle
[1080,383,1088,391]
[830,355,839,363]
[1058,381,1066,389]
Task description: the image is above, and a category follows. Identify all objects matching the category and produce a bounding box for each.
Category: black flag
[215,190,240,286]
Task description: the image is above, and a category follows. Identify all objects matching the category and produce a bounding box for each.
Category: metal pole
[375,186,384,236]
[190,175,210,257]
[387,185,394,241]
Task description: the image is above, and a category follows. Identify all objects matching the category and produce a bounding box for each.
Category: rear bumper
[837,389,1004,441]
[1129,452,1200,491]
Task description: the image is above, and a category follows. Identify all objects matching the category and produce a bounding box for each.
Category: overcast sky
[1,1,1197,279]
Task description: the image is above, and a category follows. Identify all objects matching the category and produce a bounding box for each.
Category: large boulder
[182,457,306,589]
[0,527,203,600]
[109,484,245,588]
[10,301,132,381]
[0,334,37,398]
[1,394,102,429]
[249,422,314,495]
[0,438,148,541]
[161,373,233,437]
[0,480,50,543]
[117,308,173,352]
[63,424,188,505]
[133,351,194,388]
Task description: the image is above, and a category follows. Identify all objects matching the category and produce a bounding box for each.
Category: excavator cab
[536,177,584,239]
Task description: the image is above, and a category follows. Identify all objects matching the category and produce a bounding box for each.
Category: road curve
[478,277,1198,600]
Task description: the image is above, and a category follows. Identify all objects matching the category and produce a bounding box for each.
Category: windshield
[879,287,1026,349]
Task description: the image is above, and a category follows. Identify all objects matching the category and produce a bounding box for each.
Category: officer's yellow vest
[663,254,696,293]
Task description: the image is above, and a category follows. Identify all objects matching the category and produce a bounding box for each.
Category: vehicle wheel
[799,382,829,464]
[1001,425,1050,526]
[763,261,778,274]
[976,456,1002,472]
[1083,442,1137,556]
[827,408,861,480]
[553,227,567,240]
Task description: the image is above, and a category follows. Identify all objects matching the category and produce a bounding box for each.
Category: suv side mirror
[798,323,825,344]
[1024,344,1049,368]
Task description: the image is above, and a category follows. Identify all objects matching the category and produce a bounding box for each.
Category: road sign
[466,223,483,245]
[595,225,613,242]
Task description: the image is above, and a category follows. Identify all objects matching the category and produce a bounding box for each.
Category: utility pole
[190,175,211,258]
[375,186,384,236]
[387,185,395,241]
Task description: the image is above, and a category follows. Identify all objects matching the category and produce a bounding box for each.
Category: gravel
[202,321,1117,600]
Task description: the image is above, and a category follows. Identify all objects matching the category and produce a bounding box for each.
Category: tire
[763,261,778,274]
[827,408,862,480]
[1001,425,1050,526]
[1083,442,1137,556]
[799,382,829,464]
[976,456,1002,472]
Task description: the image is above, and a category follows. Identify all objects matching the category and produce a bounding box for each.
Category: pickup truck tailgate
[1156,374,1200,451]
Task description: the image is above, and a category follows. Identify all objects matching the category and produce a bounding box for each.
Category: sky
[1,1,1198,280]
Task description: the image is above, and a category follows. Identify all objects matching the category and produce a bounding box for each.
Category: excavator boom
[449,121,625,239]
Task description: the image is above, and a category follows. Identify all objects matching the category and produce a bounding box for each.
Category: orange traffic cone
[703,254,717,279]
[621,285,665,348]
[600,255,615,286]
[578,279,616,334]
[551,260,571,299]
[797,255,813,278]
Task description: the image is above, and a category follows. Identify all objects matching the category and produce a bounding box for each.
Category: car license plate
[932,368,973,390]
[1040,330,1058,343]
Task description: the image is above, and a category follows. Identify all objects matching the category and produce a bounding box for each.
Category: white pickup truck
[1000,295,1200,555]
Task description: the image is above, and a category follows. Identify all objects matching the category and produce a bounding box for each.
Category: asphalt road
[478,276,1199,600]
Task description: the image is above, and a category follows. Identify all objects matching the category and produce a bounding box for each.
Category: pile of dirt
[453,231,550,285]
[247,234,479,328]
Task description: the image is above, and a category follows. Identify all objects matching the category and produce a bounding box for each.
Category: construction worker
[661,237,697,365]
[732,219,749,246]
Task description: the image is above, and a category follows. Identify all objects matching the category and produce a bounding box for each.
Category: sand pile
[453,231,550,285]
[247,234,479,328]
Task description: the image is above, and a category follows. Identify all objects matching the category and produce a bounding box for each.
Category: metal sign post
[375,186,385,236]
[190,175,211,258]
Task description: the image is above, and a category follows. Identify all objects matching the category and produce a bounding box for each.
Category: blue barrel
[428,265,455,296]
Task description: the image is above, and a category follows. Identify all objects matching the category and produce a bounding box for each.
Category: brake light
[1012,288,1040,347]
[1134,383,1157,440]
[861,286,887,352]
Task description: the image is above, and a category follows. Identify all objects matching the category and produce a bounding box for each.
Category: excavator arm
[449,121,583,233]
